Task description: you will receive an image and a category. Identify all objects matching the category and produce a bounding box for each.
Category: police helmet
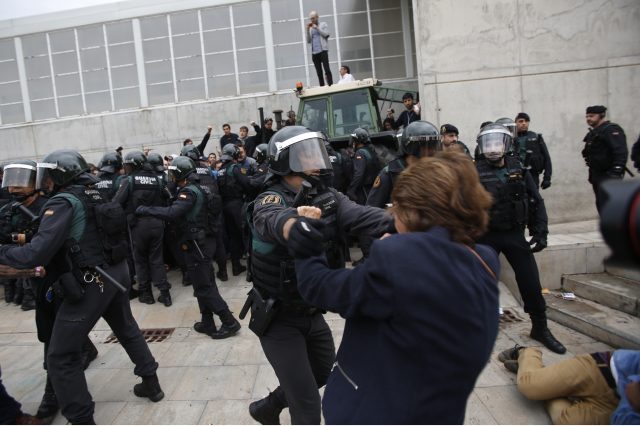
[167,156,196,181]
[146,152,165,173]
[267,126,332,176]
[477,123,512,163]
[2,160,37,190]
[36,149,90,190]
[350,127,370,147]
[254,143,268,164]
[180,144,201,162]
[495,117,516,138]
[221,144,240,162]
[123,150,147,170]
[99,152,123,173]
[399,120,442,158]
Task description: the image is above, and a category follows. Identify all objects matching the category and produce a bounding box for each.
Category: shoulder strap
[51,192,85,242]
[185,184,203,221]
[464,245,496,281]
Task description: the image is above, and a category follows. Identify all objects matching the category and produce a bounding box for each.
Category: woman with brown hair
[286,151,500,424]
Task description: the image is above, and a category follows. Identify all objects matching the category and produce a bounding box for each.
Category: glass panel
[58,95,83,117]
[106,21,133,44]
[0,61,19,81]
[207,75,236,97]
[147,83,174,105]
[52,51,78,74]
[237,48,266,72]
[332,90,373,136]
[0,82,22,104]
[81,47,107,69]
[239,71,268,94]
[21,34,47,56]
[86,92,111,113]
[109,43,136,67]
[270,0,300,20]
[170,11,198,34]
[374,56,405,80]
[336,0,366,13]
[370,9,401,32]
[140,15,168,39]
[172,33,200,57]
[77,26,104,48]
[337,13,368,37]
[25,56,50,78]
[31,99,56,120]
[49,29,76,52]
[203,29,232,53]
[1,103,25,124]
[177,78,205,102]
[276,66,306,91]
[302,0,332,17]
[274,44,305,68]
[114,87,139,110]
[143,38,170,62]
[55,73,81,96]
[234,25,264,50]
[346,59,373,79]
[272,20,302,45]
[83,69,109,92]
[232,2,262,26]
[201,6,231,31]
[111,65,138,88]
[340,36,371,61]
[28,77,53,99]
[370,0,400,9]
[175,56,202,80]
[145,61,172,84]
[372,33,403,57]
[300,98,328,134]
[205,52,234,75]
[0,39,16,61]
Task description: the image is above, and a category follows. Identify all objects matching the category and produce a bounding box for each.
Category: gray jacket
[306,21,330,51]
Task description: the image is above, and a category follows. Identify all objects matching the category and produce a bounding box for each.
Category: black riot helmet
[495,117,517,139]
[221,144,240,162]
[267,126,332,176]
[146,152,165,172]
[254,143,269,164]
[36,149,90,191]
[2,160,37,190]
[167,156,196,182]
[477,123,513,163]
[99,152,123,173]
[350,127,370,148]
[180,144,201,162]
[123,150,147,171]
[399,120,442,158]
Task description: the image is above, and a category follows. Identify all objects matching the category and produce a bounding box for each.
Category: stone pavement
[1,252,614,424]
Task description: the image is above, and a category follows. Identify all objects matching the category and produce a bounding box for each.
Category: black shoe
[82,340,99,370]
[193,321,216,335]
[249,396,283,425]
[210,318,241,340]
[216,268,228,282]
[21,297,36,311]
[182,273,191,287]
[138,291,155,305]
[232,264,247,276]
[36,381,59,420]
[158,290,172,307]
[133,374,164,402]
[497,344,525,363]
[530,327,566,354]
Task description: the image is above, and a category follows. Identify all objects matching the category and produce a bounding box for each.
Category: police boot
[232,261,246,276]
[36,377,59,421]
[210,310,241,339]
[138,289,155,304]
[133,373,165,402]
[249,391,286,425]
[4,281,15,304]
[14,282,23,306]
[21,287,36,311]
[181,270,191,287]
[158,290,172,307]
[82,338,99,370]
[216,262,228,282]
[529,313,566,354]
[193,314,216,335]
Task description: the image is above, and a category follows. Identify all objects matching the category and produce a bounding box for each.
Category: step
[606,264,640,282]
[546,292,640,349]
[562,273,640,317]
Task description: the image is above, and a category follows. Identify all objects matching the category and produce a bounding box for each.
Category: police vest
[195,163,218,193]
[477,157,528,231]
[218,163,243,200]
[384,158,406,193]
[356,146,381,187]
[95,172,117,200]
[127,171,166,213]
[516,131,544,173]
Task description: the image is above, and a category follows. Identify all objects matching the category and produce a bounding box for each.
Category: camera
[599,179,640,268]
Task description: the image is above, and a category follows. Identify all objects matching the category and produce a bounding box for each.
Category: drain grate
[499,309,524,324]
[104,328,175,344]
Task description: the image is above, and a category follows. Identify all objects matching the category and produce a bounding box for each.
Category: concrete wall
[413,0,640,223]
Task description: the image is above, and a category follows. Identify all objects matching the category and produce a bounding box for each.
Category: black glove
[529,236,547,253]
[288,218,325,259]
[540,180,551,190]
[606,166,624,179]
[135,206,149,216]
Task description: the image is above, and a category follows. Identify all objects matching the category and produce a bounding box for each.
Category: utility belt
[280,304,320,316]
[590,352,617,391]
[239,287,279,337]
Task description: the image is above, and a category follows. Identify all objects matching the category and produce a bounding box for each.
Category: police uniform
[95,171,120,201]
[346,145,380,205]
[515,130,552,188]
[0,170,160,424]
[365,157,406,208]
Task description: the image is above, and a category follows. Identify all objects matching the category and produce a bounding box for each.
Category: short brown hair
[391,151,492,245]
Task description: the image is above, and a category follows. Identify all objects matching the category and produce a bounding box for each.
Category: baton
[192,239,206,259]
[94,265,127,293]
[625,166,635,178]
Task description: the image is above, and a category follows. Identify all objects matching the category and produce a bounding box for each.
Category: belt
[590,353,617,390]
[281,304,320,316]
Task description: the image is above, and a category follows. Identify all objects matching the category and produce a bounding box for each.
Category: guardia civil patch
[44,210,55,216]
[261,194,282,205]
[372,175,381,188]
[178,193,188,199]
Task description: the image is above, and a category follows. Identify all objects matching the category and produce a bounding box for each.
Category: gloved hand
[288,218,325,259]
[541,180,551,190]
[135,206,149,216]
[529,235,547,253]
[606,166,624,179]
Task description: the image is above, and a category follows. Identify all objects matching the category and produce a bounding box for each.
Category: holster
[239,287,279,337]
[58,271,85,303]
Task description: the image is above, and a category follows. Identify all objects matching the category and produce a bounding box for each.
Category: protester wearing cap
[440,124,471,157]
[581,105,629,214]
[514,112,553,189]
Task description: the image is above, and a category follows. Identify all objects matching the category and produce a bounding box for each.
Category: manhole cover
[104,328,174,344]
[499,309,524,324]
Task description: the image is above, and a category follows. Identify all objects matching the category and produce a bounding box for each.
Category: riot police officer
[0,150,163,425]
[247,126,393,425]
[581,105,629,213]
[146,152,168,184]
[95,151,124,200]
[514,112,552,189]
[475,125,566,354]
[218,143,251,276]
[113,150,172,306]
[346,128,380,205]
[367,120,443,209]
[135,157,241,339]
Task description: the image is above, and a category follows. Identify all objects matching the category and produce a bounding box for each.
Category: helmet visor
[2,164,37,189]
[35,162,58,191]
[479,132,509,160]
[276,132,332,173]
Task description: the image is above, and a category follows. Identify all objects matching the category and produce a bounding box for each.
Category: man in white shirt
[337,65,355,84]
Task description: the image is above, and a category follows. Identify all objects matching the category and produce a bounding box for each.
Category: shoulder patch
[372,175,381,188]
[179,193,188,199]
[261,194,282,205]
[355,155,363,160]
[44,209,55,216]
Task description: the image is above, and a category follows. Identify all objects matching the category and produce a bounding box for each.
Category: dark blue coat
[295,227,500,424]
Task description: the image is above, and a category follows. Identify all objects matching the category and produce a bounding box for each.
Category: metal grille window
[22,34,56,121]
[0,39,24,124]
